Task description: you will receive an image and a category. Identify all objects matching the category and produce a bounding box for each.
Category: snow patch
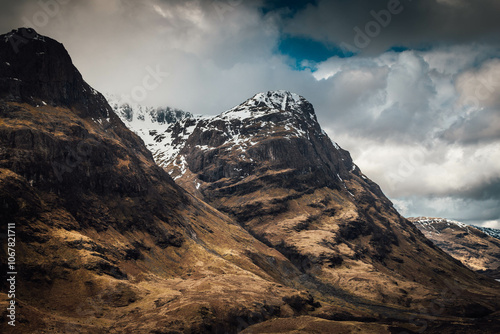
[412,217,471,234]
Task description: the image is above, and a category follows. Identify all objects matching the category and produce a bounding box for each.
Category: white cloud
[314,47,500,224]
[481,220,500,229]
[456,59,500,109]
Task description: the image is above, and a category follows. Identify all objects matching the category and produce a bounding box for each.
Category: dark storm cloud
[462,178,500,201]
[283,0,500,54]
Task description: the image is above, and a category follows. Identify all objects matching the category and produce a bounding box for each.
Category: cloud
[456,59,500,108]
[480,220,500,229]
[442,108,500,144]
[314,48,459,142]
[310,46,500,224]
[0,0,288,114]
[439,59,500,144]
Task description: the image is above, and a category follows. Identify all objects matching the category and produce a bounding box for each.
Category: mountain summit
[221,90,317,121]
[163,90,372,198]
[1,28,109,118]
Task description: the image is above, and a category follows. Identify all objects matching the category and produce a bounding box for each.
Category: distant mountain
[409,217,500,279]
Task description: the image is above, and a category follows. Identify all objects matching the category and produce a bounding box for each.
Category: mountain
[159,90,500,323]
[1,29,500,333]
[107,95,192,126]
[409,217,500,279]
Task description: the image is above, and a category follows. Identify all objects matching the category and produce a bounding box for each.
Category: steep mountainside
[409,217,500,279]
[1,29,500,333]
[161,90,500,315]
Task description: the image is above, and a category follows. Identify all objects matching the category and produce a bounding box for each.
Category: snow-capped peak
[105,94,194,166]
[220,90,315,122]
[247,90,304,110]
[106,94,192,127]
[410,217,500,240]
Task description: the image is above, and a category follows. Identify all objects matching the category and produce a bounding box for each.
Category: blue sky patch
[260,0,317,16]
[277,36,354,70]
[388,46,409,53]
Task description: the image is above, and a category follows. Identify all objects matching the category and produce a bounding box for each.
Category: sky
[1,0,499,228]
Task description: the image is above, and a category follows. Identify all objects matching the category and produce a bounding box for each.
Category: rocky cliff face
[1,29,500,333]
[410,217,500,279]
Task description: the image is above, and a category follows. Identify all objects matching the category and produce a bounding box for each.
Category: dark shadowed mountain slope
[0,28,110,119]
